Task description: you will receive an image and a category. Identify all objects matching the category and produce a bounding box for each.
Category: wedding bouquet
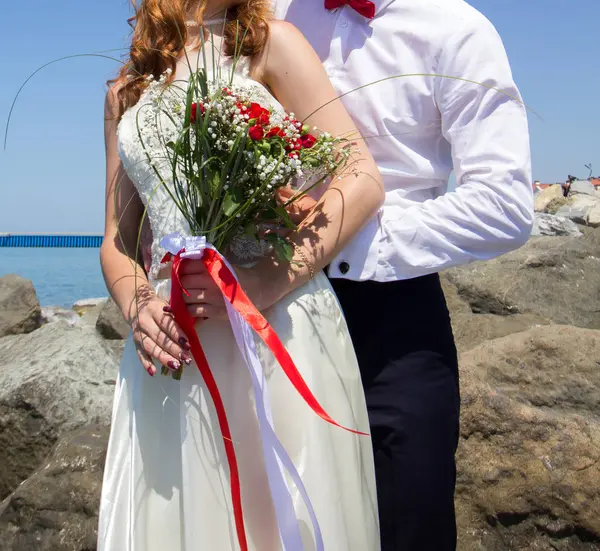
[136,64,353,265]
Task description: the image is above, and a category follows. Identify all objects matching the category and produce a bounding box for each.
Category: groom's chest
[278,1,443,140]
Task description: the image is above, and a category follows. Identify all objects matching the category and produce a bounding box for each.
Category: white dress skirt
[97,273,380,551]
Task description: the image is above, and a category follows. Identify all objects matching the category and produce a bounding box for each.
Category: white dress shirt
[273,0,534,281]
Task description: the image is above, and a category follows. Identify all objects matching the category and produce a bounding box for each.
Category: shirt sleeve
[379,14,534,280]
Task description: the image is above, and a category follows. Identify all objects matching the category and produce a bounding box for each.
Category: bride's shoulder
[263,20,320,71]
[266,20,309,50]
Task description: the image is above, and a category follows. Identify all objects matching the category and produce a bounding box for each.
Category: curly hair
[109,0,271,118]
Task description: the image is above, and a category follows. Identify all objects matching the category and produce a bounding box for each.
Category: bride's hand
[276,187,317,224]
[180,261,228,319]
[179,259,285,320]
[127,286,193,376]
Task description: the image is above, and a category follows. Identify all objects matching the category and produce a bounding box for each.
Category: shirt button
[339,261,350,274]
[340,19,348,28]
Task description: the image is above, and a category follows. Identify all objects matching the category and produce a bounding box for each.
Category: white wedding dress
[97,50,379,551]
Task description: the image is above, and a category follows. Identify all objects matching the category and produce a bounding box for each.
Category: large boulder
[0,322,118,501]
[456,325,600,550]
[534,184,563,212]
[0,424,109,551]
[440,276,546,354]
[462,325,600,421]
[569,179,597,196]
[0,275,41,337]
[531,212,582,237]
[445,231,600,329]
[96,298,130,340]
[555,194,600,227]
[588,202,600,228]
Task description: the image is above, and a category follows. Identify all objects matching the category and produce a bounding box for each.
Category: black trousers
[329,274,460,551]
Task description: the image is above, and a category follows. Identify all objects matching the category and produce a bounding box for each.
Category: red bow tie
[324,0,376,19]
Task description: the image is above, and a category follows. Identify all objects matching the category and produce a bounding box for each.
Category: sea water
[0,248,107,308]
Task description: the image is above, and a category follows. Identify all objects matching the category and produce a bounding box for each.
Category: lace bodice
[117,54,287,279]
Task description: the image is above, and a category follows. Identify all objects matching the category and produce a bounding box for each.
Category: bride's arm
[100,86,190,375]
[242,21,384,306]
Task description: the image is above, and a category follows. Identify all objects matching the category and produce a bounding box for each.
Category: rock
[556,194,600,226]
[462,325,600,420]
[0,424,109,551]
[456,326,600,550]
[569,179,597,196]
[545,196,570,215]
[80,303,105,327]
[531,212,582,237]
[588,202,600,228]
[452,310,546,355]
[72,297,107,316]
[0,275,41,337]
[41,306,80,327]
[441,275,547,354]
[534,184,563,212]
[445,231,600,329]
[0,322,119,501]
[96,298,130,340]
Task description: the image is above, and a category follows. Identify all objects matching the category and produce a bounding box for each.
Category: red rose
[190,102,205,123]
[248,102,270,126]
[258,112,270,126]
[266,126,285,138]
[247,102,263,118]
[222,87,232,96]
[249,125,265,141]
[299,133,317,149]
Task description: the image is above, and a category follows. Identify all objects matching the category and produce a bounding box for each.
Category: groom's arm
[379,15,533,277]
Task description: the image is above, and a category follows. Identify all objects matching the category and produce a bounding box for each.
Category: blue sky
[0,0,598,233]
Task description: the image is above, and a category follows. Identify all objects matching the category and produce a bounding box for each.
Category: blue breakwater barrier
[0,234,103,248]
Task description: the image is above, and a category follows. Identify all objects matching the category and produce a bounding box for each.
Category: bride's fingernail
[167,360,181,370]
[178,337,190,350]
[181,352,192,365]
[163,305,172,313]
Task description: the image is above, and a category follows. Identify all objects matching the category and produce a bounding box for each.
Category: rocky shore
[0,224,599,550]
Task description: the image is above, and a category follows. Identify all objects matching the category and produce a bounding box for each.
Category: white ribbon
[160,232,324,551]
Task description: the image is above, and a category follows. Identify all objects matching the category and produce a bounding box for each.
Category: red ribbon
[164,247,367,551]
[201,248,368,437]
[167,252,248,551]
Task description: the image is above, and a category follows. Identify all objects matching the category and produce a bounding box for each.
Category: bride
[98,0,383,549]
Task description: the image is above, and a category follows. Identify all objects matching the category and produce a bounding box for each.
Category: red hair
[109,0,271,118]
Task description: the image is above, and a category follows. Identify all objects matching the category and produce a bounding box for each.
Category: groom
[273,0,533,549]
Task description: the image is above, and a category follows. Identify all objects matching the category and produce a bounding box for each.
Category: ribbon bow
[325,0,376,19]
